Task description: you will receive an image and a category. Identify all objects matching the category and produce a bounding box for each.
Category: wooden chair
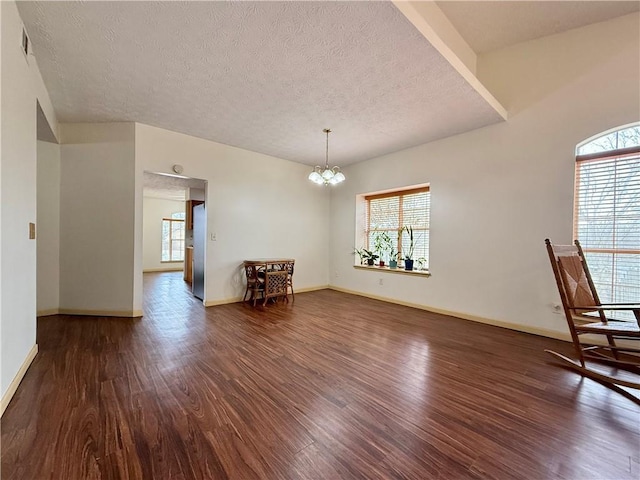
[243,263,264,305]
[263,270,289,306]
[286,260,295,301]
[544,239,640,389]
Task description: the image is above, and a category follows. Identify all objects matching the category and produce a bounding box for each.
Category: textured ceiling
[19,1,635,166]
[437,1,640,54]
[17,1,504,166]
[143,172,205,201]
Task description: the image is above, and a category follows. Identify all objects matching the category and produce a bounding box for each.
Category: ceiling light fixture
[308,128,345,186]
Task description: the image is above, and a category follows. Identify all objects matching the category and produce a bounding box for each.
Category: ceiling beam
[393,1,508,120]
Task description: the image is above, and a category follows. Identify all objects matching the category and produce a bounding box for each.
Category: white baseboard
[58,308,143,318]
[204,296,243,307]
[296,285,330,293]
[1,344,38,417]
[39,307,144,318]
[143,267,183,273]
[328,285,570,342]
[203,285,330,307]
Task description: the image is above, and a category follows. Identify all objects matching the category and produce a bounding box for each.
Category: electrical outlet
[210,233,216,241]
[552,303,562,314]
[378,278,383,286]
[334,271,339,278]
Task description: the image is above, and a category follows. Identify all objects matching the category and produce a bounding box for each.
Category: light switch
[29,222,36,239]
[210,233,216,241]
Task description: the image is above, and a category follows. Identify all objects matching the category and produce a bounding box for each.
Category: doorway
[142,172,207,304]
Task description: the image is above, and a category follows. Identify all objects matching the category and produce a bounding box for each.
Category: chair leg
[545,350,640,389]
[606,334,620,360]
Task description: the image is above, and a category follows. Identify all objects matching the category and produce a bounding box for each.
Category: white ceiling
[18,1,639,166]
[143,172,205,201]
[437,1,640,54]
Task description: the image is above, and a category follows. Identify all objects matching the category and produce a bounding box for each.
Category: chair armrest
[572,305,640,327]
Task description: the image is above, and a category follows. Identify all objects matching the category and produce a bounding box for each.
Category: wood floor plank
[2,271,639,479]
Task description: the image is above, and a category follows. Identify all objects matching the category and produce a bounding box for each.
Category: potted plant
[372,231,393,267]
[402,226,415,271]
[416,257,427,271]
[353,248,366,265]
[362,249,379,266]
[389,248,398,269]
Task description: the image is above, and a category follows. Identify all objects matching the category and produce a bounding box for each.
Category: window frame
[573,125,640,309]
[161,217,185,263]
[362,185,431,271]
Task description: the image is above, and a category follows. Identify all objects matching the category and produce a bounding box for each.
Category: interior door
[192,203,206,300]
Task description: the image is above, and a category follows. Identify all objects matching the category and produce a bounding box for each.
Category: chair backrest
[545,239,605,322]
[557,255,598,312]
[265,270,288,296]
[244,264,260,285]
[270,261,294,277]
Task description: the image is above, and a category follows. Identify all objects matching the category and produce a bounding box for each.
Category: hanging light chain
[325,128,331,169]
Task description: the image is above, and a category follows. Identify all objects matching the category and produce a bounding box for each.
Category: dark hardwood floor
[2,272,639,479]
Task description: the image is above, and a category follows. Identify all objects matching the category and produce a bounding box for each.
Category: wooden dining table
[243,259,295,306]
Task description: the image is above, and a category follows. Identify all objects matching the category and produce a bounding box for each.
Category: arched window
[574,123,640,314]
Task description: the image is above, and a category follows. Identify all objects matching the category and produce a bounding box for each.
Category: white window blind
[366,187,430,267]
[574,125,640,312]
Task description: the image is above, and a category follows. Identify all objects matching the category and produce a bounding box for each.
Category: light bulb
[309,171,323,183]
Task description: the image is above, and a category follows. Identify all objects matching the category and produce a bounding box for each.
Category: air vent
[21,27,30,57]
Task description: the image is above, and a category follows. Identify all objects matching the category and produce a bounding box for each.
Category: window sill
[353,265,431,277]
[161,261,184,264]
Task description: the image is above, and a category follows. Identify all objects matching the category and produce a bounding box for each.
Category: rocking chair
[545,239,640,389]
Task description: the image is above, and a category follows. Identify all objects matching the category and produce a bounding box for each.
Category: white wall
[59,123,139,316]
[135,123,331,305]
[143,197,185,271]
[329,13,640,338]
[36,140,60,314]
[187,188,205,201]
[0,0,58,402]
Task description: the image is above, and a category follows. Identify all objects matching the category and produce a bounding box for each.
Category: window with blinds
[365,187,430,268]
[574,124,640,314]
[161,212,186,262]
